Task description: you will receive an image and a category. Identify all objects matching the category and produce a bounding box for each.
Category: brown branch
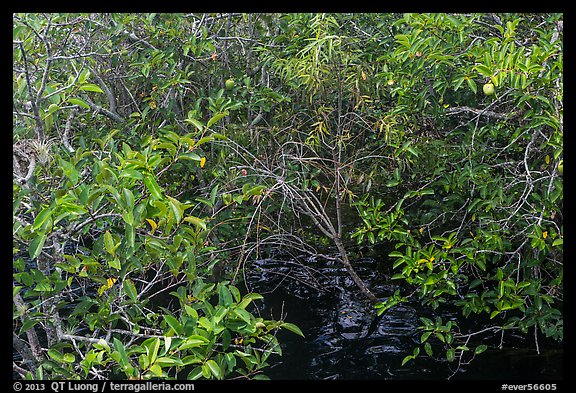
[62,108,76,153]
[18,41,45,140]
[13,293,43,363]
[13,361,30,379]
[84,95,125,123]
[445,105,516,120]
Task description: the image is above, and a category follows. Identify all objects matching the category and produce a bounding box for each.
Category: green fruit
[483,83,495,96]
[558,159,563,175]
[225,79,235,90]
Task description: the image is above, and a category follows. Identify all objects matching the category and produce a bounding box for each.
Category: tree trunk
[334,236,380,304]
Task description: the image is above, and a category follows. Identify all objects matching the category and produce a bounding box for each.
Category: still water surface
[245,256,563,380]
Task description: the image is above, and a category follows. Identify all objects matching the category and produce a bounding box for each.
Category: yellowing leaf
[200,157,206,168]
[542,231,548,239]
[146,218,158,233]
[545,155,550,164]
[361,70,366,80]
[98,278,116,296]
[107,277,117,288]
[97,285,107,296]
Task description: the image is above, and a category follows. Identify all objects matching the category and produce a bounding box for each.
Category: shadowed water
[245,256,563,380]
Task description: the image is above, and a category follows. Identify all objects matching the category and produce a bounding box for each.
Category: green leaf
[58,158,79,184]
[48,349,64,362]
[13,285,22,298]
[280,322,305,337]
[47,103,60,115]
[103,230,117,256]
[552,238,563,247]
[149,364,163,377]
[196,136,214,146]
[233,308,252,324]
[125,224,135,250]
[184,118,204,131]
[179,152,202,161]
[33,208,53,231]
[29,233,47,260]
[466,78,478,94]
[219,284,233,306]
[108,257,121,271]
[205,359,222,379]
[123,279,138,302]
[113,338,130,367]
[62,353,75,363]
[119,169,144,180]
[122,188,135,211]
[475,344,488,354]
[237,292,263,309]
[474,64,493,77]
[79,83,104,93]
[446,348,455,362]
[163,315,184,336]
[147,338,161,367]
[367,231,375,244]
[183,216,207,230]
[244,185,267,197]
[187,366,204,380]
[401,355,414,366]
[207,112,227,128]
[178,335,210,350]
[144,174,163,199]
[166,196,183,223]
[68,97,91,109]
[420,331,432,343]
[78,69,91,84]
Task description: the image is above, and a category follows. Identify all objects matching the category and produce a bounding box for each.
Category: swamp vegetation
[12,13,562,380]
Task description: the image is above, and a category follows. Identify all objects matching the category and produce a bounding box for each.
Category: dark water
[245,256,563,380]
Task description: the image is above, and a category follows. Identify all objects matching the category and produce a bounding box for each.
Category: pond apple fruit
[225,79,235,90]
[483,83,495,96]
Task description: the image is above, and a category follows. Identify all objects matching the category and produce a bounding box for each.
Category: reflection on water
[246,256,563,380]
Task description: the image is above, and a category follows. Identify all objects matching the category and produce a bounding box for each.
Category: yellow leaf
[97,278,117,296]
[200,157,206,168]
[361,70,366,81]
[107,277,117,288]
[542,231,548,239]
[545,155,550,164]
[146,218,158,233]
[419,227,424,234]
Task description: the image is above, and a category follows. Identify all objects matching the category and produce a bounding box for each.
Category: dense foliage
[13,13,562,380]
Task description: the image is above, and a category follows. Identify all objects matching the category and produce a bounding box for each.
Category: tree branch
[445,105,516,120]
